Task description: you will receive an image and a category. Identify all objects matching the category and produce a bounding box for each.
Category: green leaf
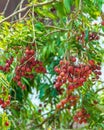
[0,117,2,128]
[75,0,80,8]
[35,22,44,30]
[63,0,71,13]
[55,2,66,17]
[36,8,57,19]
[85,29,89,42]
[102,26,104,32]
[22,77,30,86]
[95,104,104,113]
[39,84,49,100]
[0,72,9,88]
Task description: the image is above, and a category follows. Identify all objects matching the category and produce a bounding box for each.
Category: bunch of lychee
[0,95,11,109]
[76,32,99,43]
[56,95,79,109]
[73,108,90,124]
[54,57,101,92]
[0,57,14,72]
[54,57,101,109]
[13,47,46,90]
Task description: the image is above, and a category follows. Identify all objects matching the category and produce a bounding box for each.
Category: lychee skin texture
[101,21,104,26]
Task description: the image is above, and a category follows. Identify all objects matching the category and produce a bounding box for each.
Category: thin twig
[3,0,10,14]
[26,106,68,129]
[98,32,104,37]
[19,55,35,68]
[11,0,25,22]
[45,30,64,36]
[11,9,30,24]
[31,6,36,43]
[45,25,69,31]
[21,9,30,19]
[0,0,57,24]
[35,114,55,128]
[95,87,104,94]
[19,0,25,19]
[26,109,55,128]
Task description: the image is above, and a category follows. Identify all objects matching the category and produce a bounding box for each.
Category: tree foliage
[0,0,104,129]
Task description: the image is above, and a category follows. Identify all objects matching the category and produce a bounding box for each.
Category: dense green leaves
[0,0,104,129]
[63,0,71,13]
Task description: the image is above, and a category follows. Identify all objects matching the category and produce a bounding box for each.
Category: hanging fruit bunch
[54,56,101,124]
[13,44,46,90]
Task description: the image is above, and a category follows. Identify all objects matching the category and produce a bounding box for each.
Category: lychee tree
[0,0,104,129]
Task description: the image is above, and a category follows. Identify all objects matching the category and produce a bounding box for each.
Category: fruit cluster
[89,60,101,80]
[13,47,46,90]
[56,95,79,109]
[76,32,99,43]
[38,103,47,113]
[88,32,99,41]
[54,57,101,109]
[5,121,9,126]
[54,58,101,92]
[73,108,90,124]
[0,95,11,109]
[101,21,104,26]
[0,57,14,72]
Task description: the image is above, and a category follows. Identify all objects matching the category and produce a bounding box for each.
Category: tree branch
[26,106,69,129]
[3,0,10,14]
[45,30,64,36]
[26,113,55,129]
[19,0,25,19]
[35,114,55,128]
[95,87,104,94]
[45,25,69,31]
[0,0,57,24]
[98,32,104,37]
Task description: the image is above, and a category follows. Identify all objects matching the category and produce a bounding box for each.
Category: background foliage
[0,0,104,129]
